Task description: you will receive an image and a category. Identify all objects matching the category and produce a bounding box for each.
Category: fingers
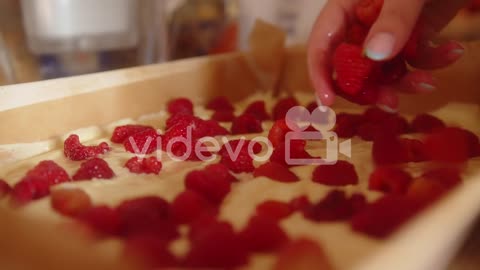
[376,87,399,113]
[307,0,355,106]
[397,70,435,93]
[364,0,426,61]
[408,41,464,70]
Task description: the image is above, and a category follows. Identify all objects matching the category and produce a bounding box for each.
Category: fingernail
[417,82,435,91]
[448,48,464,59]
[377,104,397,114]
[365,32,395,61]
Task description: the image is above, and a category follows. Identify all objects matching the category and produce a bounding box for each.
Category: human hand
[307,0,469,111]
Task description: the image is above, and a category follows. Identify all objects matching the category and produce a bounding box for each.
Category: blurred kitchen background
[0,0,479,86]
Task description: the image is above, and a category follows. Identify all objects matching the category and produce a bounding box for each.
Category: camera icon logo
[284,105,351,165]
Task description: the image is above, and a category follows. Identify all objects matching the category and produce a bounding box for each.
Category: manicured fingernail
[365,33,395,61]
[417,82,435,91]
[377,104,397,114]
[448,48,464,59]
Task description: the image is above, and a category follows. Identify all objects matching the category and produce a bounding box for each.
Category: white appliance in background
[237,0,327,49]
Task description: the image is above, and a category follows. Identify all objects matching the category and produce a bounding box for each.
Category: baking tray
[0,29,479,269]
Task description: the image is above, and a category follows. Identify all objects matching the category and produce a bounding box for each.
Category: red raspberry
[11,161,70,205]
[454,128,480,157]
[411,114,445,133]
[0,179,11,199]
[273,239,334,270]
[50,188,92,217]
[77,206,120,236]
[256,200,293,221]
[184,220,248,268]
[116,196,177,240]
[369,167,413,194]
[333,43,378,96]
[363,106,392,122]
[205,163,237,183]
[378,55,408,84]
[239,215,289,252]
[124,235,178,268]
[111,125,156,144]
[124,129,159,155]
[231,113,263,134]
[167,97,193,115]
[347,23,368,45]
[219,140,261,173]
[171,190,217,224]
[355,0,383,26]
[351,195,420,238]
[72,158,115,181]
[203,120,229,136]
[338,83,380,105]
[312,160,359,186]
[270,140,312,167]
[407,177,448,206]
[424,127,470,163]
[243,101,270,121]
[304,190,366,221]
[211,110,235,122]
[335,113,365,138]
[185,168,232,203]
[253,162,300,182]
[272,97,299,120]
[404,23,424,62]
[372,134,410,165]
[422,167,462,189]
[64,134,110,161]
[402,138,428,162]
[358,108,409,141]
[125,157,162,175]
[268,119,292,147]
[206,96,234,112]
[165,114,194,130]
[289,195,311,212]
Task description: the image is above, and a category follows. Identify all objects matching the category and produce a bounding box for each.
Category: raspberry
[78,206,120,236]
[347,23,368,45]
[422,167,462,189]
[338,83,379,105]
[378,55,408,84]
[357,108,409,141]
[124,235,178,268]
[116,196,177,240]
[243,101,270,121]
[165,114,194,130]
[272,97,299,120]
[363,106,392,122]
[239,215,289,252]
[184,220,248,268]
[289,196,311,212]
[402,138,428,162]
[219,140,261,173]
[333,43,378,96]
[268,119,292,147]
[167,97,193,115]
[424,127,470,163]
[335,113,365,138]
[404,23,424,61]
[304,190,366,221]
[355,0,383,26]
[253,162,299,182]
[50,188,92,217]
[270,140,312,167]
[64,134,110,161]
[203,120,229,136]
[273,239,333,270]
[368,167,413,194]
[171,190,218,224]
[185,168,232,203]
[206,96,234,112]
[256,200,293,221]
[231,113,263,134]
[72,158,115,181]
[407,177,448,205]
[0,179,11,199]
[111,125,156,144]
[211,110,235,122]
[351,195,420,238]
[124,129,159,155]
[411,114,445,133]
[456,128,480,157]
[372,134,410,165]
[125,157,162,175]
[205,163,237,183]
[11,161,70,205]
[312,160,359,186]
